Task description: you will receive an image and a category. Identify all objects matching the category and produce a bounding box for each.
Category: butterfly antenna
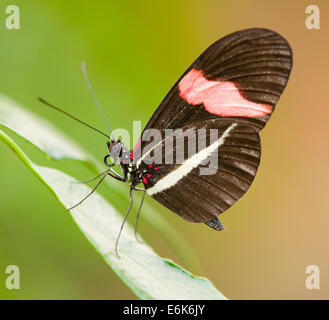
[37,97,112,141]
[81,61,115,141]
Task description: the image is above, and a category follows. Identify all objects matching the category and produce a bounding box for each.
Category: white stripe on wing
[147,123,237,196]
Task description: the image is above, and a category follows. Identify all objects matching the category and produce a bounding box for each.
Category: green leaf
[0,94,88,161]
[0,95,226,299]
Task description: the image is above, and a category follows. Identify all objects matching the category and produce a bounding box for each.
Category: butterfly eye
[104,154,115,167]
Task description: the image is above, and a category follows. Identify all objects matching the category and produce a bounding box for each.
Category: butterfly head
[104,140,131,167]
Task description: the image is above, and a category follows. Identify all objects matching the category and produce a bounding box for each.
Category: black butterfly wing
[131,28,292,227]
[137,118,261,223]
[150,28,291,130]
[131,28,292,161]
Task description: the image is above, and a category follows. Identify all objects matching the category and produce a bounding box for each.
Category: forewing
[142,28,292,133]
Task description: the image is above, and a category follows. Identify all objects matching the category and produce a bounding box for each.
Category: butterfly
[39,28,292,256]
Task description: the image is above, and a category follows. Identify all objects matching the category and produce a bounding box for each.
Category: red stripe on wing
[178,68,272,118]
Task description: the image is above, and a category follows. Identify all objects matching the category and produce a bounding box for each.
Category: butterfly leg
[73,169,110,184]
[68,173,108,211]
[134,189,146,243]
[107,167,127,182]
[115,187,134,258]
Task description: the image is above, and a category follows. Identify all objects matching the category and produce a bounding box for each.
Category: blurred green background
[0,0,328,299]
